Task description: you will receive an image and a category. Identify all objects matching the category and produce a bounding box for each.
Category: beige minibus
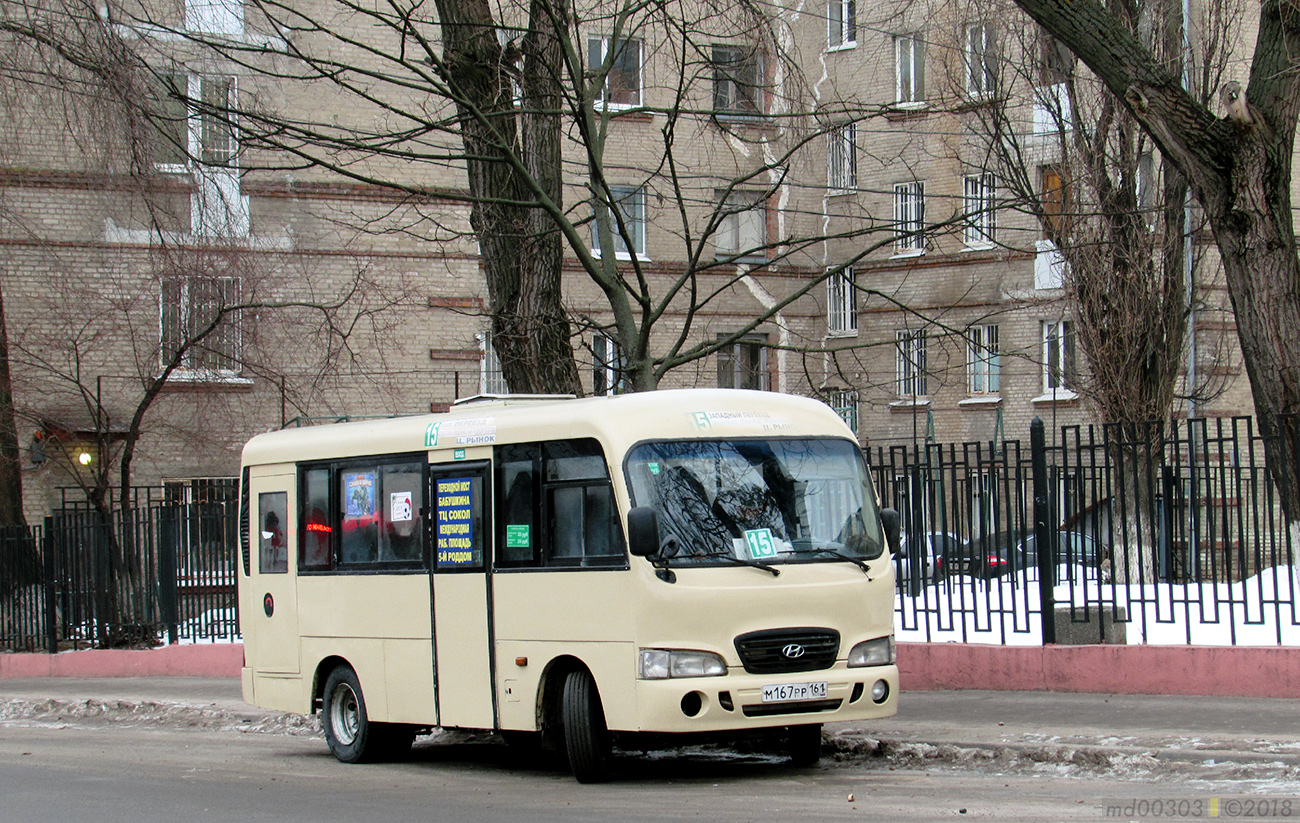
[238,388,899,782]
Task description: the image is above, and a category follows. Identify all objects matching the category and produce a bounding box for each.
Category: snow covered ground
[896,565,1300,646]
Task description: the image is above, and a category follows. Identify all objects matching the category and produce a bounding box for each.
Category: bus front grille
[741,699,842,717]
[734,628,840,674]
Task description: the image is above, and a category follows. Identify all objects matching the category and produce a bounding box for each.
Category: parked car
[944,530,1106,578]
[895,531,962,585]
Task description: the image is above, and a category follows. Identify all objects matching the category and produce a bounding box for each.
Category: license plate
[762,681,828,703]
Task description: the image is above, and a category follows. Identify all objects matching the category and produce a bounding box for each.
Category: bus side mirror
[627,506,661,557]
[880,508,901,556]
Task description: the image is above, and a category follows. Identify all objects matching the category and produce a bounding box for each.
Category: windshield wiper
[789,540,873,577]
[689,550,781,577]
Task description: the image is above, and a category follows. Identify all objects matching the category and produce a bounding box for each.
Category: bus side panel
[492,570,639,732]
[297,574,435,724]
[241,468,300,701]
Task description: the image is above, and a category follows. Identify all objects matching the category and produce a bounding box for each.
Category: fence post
[1031,418,1057,645]
[159,504,178,645]
[42,518,56,654]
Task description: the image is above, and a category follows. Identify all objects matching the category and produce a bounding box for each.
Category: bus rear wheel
[562,669,612,783]
[322,665,411,763]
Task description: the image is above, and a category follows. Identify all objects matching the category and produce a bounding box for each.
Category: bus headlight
[847,636,895,667]
[638,649,728,679]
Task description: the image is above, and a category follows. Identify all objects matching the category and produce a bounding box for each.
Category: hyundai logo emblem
[781,643,806,659]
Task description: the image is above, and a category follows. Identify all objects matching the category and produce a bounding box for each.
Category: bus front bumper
[630,663,898,734]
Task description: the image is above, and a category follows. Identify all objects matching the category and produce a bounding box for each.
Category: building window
[893,181,925,253]
[894,34,925,105]
[1038,33,1074,86]
[967,324,1000,394]
[718,335,769,390]
[589,36,642,108]
[896,329,928,397]
[593,334,627,396]
[963,173,996,248]
[828,122,857,192]
[478,331,509,394]
[160,275,241,375]
[827,389,859,432]
[965,23,996,99]
[827,268,857,335]
[712,44,764,116]
[592,184,645,258]
[186,0,243,35]
[1039,165,1069,239]
[828,0,856,49]
[1042,319,1076,392]
[715,190,768,260]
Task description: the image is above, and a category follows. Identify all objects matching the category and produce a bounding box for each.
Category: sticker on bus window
[744,528,778,560]
[506,524,530,548]
[647,462,660,475]
[390,491,413,523]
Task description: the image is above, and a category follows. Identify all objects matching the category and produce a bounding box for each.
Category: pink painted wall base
[2,642,1297,698]
[0,643,244,679]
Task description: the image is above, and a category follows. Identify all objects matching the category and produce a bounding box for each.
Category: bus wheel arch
[318,661,414,764]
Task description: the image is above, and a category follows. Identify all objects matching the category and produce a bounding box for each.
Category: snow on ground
[895,564,1300,646]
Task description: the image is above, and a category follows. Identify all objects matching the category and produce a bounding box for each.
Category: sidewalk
[2,676,1297,775]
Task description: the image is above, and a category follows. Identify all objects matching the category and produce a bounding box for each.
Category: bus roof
[240,388,856,468]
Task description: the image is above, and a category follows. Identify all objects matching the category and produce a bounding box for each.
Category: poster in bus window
[345,472,376,521]
[436,477,478,568]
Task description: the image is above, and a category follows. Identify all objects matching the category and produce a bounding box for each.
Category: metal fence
[0,490,239,652]
[876,416,1300,646]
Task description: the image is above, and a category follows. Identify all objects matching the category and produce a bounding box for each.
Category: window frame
[478,331,509,395]
[297,453,429,574]
[966,324,1000,395]
[589,35,643,110]
[827,122,857,193]
[894,33,926,106]
[896,329,928,398]
[893,180,926,253]
[1042,319,1077,393]
[827,0,857,50]
[827,388,859,432]
[592,184,646,259]
[717,334,770,391]
[962,173,996,249]
[711,44,765,117]
[494,439,627,570]
[965,22,997,99]
[159,273,244,380]
[714,189,769,261]
[827,267,857,336]
[593,333,628,396]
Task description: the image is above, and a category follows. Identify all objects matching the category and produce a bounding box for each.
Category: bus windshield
[625,438,884,567]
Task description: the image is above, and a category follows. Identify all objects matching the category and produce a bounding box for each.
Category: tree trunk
[434,0,582,396]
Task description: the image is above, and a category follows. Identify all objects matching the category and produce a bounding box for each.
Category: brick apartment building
[0,0,1281,519]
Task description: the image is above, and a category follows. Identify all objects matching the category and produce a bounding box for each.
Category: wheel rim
[329,683,360,746]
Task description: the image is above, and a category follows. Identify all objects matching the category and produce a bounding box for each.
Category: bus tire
[322,665,385,764]
[786,724,823,768]
[562,669,612,783]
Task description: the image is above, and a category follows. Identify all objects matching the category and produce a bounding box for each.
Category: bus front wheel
[322,665,410,763]
[562,669,612,783]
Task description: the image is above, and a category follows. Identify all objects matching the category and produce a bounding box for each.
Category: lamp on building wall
[77,451,93,466]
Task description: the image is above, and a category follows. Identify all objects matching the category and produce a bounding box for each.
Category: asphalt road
[2,718,1297,823]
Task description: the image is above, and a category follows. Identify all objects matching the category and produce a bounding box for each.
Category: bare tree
[1007,0,1300,524]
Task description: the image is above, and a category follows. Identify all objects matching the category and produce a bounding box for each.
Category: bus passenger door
[429,463,495,729]
[246,471,299,675]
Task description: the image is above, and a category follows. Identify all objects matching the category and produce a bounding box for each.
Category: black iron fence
[0,491,239,652]
[876,415,1300,646]
[5,416,1300,651]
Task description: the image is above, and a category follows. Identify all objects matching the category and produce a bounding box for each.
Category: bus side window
[258,491,289,574]
[496,439,625,569]
[301,467,332,571]
[498,444,540,566]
